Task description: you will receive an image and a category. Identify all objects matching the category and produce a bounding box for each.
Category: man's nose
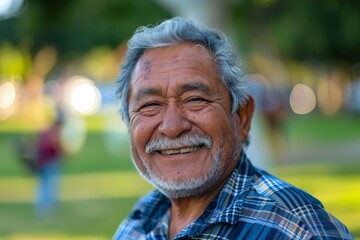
[158,103,191,138]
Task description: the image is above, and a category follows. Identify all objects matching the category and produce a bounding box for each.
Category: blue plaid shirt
[113,151,353,239]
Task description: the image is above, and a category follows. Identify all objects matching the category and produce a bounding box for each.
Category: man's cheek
[130,142,147,172]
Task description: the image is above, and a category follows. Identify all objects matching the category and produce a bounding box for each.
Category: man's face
[128,43,250,199]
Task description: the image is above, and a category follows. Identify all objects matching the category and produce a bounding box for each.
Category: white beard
[131,135,227,199]
[134,147,223,199]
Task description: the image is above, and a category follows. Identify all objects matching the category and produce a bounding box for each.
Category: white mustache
[145,135,212,154]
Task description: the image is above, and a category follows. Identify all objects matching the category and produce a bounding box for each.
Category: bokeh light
[0,81,16,109]
[289,83,316,114]
[0,0,23,19]
[63,76,102,116]
[0,81,16,120]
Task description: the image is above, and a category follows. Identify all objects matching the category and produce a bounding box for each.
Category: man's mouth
[158,145,202,155]
[145,135,212,155]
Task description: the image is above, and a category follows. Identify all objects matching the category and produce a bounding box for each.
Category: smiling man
[113,17,353,240]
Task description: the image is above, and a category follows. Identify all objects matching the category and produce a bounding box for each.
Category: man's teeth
[160,146,201,155]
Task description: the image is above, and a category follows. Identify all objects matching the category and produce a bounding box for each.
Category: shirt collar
[129,190,170,233]
[175,151,255,238]
[210,151,254,221]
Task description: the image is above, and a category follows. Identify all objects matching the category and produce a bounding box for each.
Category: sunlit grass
[0,198,137,239]
[0,172,148,239]
[0,166,359,239]
[3,234,107,240]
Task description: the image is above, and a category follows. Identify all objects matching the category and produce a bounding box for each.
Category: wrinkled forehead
[141,42,213,61]
[131,43,217,82]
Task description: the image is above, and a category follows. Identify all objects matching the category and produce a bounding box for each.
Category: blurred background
[0,0,359,239]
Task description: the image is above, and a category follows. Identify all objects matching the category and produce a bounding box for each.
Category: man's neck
[166,153,242,239]
[168,184,223,239]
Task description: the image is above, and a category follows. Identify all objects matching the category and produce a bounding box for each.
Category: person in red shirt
[36,118,63,215]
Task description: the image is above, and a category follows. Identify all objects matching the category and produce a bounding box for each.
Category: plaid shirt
[113,151,353,240]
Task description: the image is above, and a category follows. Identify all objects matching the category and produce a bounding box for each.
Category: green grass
[0,112,359,239]
[0,166,358,239]
[0,198,138,239]
[286,112,360,143]
[0,172,154,239]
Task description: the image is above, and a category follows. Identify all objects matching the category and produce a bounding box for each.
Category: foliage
[231,0,360,65]
[0,0,172,63]
[2,0,359,68]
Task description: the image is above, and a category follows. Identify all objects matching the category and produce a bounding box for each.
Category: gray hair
[116,17,249,127]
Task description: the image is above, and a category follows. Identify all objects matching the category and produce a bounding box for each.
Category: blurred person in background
[113,17,353,239]
[35,113,64,216]
[246,77,274,169]
[260,82,288,163]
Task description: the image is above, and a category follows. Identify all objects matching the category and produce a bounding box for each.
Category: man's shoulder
[232,158,323,211]
[239,167,353,239]
[251,168,323,210]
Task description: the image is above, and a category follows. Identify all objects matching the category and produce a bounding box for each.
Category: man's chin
[143,173,219,199]
[155,182,208,199]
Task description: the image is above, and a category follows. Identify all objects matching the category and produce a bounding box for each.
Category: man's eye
[142,102,159,108]
[184,97,208,110]
[139,102,161,115]
[187,97,201,102]
[187,97,208,103]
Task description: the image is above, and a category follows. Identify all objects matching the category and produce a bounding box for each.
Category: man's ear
[235,95,255,141]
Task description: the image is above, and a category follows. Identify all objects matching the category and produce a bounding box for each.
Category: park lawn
[0,172,153,240]
[0,197,138,240]
[0,164,359,239]
[0,112,359,239]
